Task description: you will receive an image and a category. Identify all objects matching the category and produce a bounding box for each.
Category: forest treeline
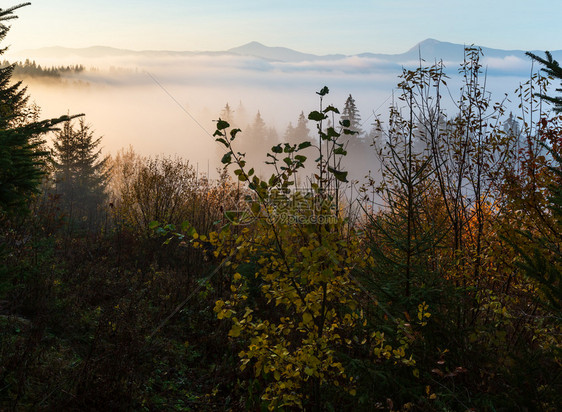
[1,3,562,411]
[0,59,85,79]
[215,97,380,181]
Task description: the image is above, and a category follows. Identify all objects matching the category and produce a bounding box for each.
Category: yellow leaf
[229,324,241,337]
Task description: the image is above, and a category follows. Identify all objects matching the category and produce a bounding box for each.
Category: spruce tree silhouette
[0,3,79,215]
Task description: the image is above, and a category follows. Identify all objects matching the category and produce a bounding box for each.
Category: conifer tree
[243,110,270,159]
[265,125,278,146]
[293,111,310,142]
[0,3,74,215]
[526,51,562,112]
[52,118,108,224]
[341,94,363,136]
[516,52,562,317]
[284,111,311,146]
[283,121,295,142]
[249,110,267,138]
[515,147,562,319]
[219,102,234,125]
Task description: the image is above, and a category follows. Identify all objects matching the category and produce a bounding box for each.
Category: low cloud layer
[10,47,552,180]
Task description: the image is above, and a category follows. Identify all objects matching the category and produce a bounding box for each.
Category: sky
[5,0,562,55]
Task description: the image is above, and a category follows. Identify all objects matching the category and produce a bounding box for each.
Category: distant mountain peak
[240,41,266,48]
[418,38,442,45]
[228,41,284,52]
[407,38,457,51]
[227,41,319,62]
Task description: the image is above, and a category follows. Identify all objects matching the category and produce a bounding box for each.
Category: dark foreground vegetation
[1,4,562,411]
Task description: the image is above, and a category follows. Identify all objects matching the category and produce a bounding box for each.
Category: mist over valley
[6,39,558,180]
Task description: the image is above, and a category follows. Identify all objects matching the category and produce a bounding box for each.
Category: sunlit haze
[3,1,562,179]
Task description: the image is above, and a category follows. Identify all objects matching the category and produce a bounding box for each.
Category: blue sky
[6,1,562,54]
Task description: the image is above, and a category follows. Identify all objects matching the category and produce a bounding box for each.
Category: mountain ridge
[9,39,562,64]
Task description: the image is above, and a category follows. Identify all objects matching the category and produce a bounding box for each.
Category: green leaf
[323,105,340,114]
[327,127,339,138]
[328,166,348,182]
[316,86,329,96]
[230,128,241,140]
[216,119,230,130]
[149,221,160,229]
[271,144,283,153]
[221,152,232,164]
[298,141,312,150]
[308,111,327,122]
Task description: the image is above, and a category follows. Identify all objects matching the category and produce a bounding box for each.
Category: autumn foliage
[1,41,562,412]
